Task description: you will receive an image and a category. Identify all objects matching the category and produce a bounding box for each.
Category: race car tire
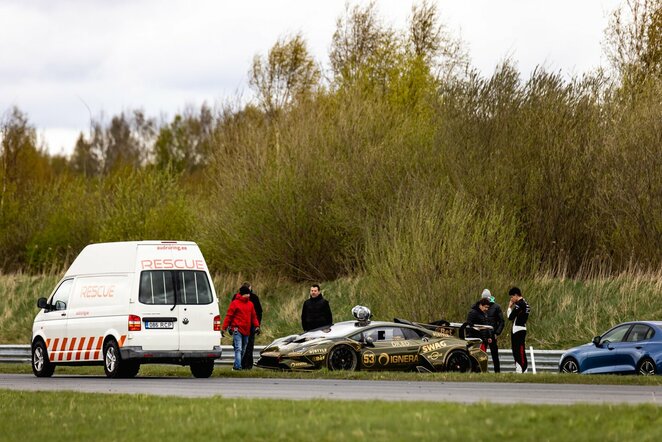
[32,340,55,378]
[445,350,472,373]
[103,339,124,378]
[637,358,657,376]
[560,357,580,374]
[328,344,358,371]
[190,359,215,378]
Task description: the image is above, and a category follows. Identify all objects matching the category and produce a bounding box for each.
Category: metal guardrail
[0,344,565,373]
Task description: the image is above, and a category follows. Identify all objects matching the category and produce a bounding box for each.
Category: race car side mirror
[364,336,375,347]
[592,336,601,347]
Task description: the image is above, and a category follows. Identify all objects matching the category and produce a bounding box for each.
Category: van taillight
[128,315,142,331]
[213,315,221,331]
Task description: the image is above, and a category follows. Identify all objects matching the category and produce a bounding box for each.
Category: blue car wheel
[560,357,580,374]
[637,358,657,376]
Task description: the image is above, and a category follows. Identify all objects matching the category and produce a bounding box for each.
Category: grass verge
[1,364,661,386]
[1,389,660,442]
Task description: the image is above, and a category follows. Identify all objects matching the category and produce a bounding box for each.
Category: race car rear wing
[394,317,493,339]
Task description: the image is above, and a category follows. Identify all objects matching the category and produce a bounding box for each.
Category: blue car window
[626,324,652,342]
[645,327,655,340]
[601,324,630,344]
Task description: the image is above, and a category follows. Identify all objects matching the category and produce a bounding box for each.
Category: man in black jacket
[465,297,493,350]
[301,284,333,332]
[507,286,531,373]
[482,289,505,373]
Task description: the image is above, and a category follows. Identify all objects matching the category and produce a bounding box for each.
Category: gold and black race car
[256,309,489,373]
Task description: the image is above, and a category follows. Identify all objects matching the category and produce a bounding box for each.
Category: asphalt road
[1,374,660,405]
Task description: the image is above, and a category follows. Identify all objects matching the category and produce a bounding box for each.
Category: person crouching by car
[301,284,333,332]
[465,297,493,352]
[222,285,260,371]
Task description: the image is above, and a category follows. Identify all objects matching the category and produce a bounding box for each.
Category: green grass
[3,272,661,350]
[2,364,661,386]
[1,389,660,442]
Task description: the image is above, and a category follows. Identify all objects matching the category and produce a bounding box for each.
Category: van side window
[50,279,74,311]
[139,271,213,305]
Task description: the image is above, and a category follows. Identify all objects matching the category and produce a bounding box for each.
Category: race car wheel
[560,357,580,374]
[32,340,55,378]
[637,358,657,376]
[103,339,123,378]
[328,344,358,371]
[445,350,472,373]
[190,359,215,378]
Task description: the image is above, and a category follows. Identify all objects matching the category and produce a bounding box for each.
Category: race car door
[359,326,422,371]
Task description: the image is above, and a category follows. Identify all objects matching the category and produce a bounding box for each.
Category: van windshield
[139,271,213,305]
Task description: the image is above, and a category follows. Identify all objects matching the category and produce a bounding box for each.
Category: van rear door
[175,270,218,351]
[136,270,180,351]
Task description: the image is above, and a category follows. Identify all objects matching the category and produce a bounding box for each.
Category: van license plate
[145,321,174,329]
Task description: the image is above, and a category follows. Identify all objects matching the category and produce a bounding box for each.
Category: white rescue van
[31,241,222,378]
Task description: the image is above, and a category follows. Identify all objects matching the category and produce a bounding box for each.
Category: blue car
[559,321,662,375]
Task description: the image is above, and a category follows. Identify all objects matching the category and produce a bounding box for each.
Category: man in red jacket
[222,285,260,370]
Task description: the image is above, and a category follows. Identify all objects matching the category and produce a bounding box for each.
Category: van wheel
[120,361,141,378]
[190,360,215,378]
[103,339,123,378]
[32,340,55,377]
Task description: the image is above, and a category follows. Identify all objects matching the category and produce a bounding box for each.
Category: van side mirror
[592,336,601,347]
[37,297,49,310]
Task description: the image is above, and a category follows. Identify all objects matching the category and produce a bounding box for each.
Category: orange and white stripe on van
[46,335,127,361]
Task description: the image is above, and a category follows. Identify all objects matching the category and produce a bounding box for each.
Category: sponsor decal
[427,351,442,361]
[311,355,325,362]
[390,340,411,347]
[390,354,418,364]
[140,259,206,270]
[304,348,328,355]
[422,341,447,353]
[363,350,376,367]
[80,285,115,298]
[377,352,419,365]
[432,331,452,338]
[289,362,309,368]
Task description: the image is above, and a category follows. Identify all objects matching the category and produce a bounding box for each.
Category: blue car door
[621,324,654,372]
[585,324,632,373]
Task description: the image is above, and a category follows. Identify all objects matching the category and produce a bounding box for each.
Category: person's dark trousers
[241,327,256,369]
[489,337,500,373]
[511,330,528,373]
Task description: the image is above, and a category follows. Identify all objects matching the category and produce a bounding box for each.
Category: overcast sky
[1,0,622,156]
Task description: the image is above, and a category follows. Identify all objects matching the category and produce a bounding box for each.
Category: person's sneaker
[232,367,242,371]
